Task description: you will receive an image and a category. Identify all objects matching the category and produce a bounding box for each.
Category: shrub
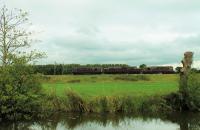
[165,73,200,112]
[187,73,200,110]
[0,63,43,120]
[140,96,171,114]
[164,92,182,111]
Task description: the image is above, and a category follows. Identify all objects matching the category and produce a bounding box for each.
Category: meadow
[42,74,179,100]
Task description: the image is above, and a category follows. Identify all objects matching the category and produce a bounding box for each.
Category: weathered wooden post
[180,51,193,94]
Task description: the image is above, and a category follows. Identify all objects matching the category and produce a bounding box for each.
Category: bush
[140,96,171,114]
[187,73,200,110]
[0,62,43,120]
[165,73,200,112]
[164,92,182,111]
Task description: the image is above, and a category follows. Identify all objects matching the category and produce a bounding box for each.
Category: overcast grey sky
[2,0,200,67]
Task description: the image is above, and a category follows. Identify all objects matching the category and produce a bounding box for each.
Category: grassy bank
[40,74,179,114]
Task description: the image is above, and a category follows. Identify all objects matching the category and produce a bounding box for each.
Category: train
[72,66,175,75]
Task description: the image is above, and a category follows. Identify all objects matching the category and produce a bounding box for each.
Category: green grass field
[42,74,179,99]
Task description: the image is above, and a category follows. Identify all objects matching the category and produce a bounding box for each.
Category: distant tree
[175,67,182,73]
[139,64,147,69]
[191,68,199,73]
[0,5,44,66]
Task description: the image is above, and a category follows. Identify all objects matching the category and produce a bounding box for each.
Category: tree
[179,52,193,94]
[179,52,200,111]
[139,64,147,69]
[175,67,182,73]
[191,68,199,73]
[0,5,44,66]
[0,5,45,120]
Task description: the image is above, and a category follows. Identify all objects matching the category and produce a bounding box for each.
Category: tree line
[33,64,130,75]
[33,64,200,75]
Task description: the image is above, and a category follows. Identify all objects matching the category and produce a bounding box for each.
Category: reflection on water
[0,112,200,130]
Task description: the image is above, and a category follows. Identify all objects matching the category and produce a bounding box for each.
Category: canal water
[0,112,199,130]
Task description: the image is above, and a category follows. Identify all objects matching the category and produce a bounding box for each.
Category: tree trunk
[179,52,193,110]
[2,11,7,66]
[179,52,193,93]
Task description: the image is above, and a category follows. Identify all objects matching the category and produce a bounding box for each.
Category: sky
[1,0,200,68]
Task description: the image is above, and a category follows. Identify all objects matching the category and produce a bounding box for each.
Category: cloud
[2,0,200,67]
[35,33,200,66]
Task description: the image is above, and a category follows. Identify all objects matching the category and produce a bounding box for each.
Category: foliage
[191,68,199,73]
[33,64,130,75]
[0,6,45,66]
[187,73,200,110]
[176,67,200,74]
[0,61,43,120]
[33,64,80,75]
[164,92,182,111]
[140,96,171,114]
[175,67,182,73]
[139,64,147,69]
[166,73,200,111]
[0,5,46,121]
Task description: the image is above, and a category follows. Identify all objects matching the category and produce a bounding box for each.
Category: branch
[25,51,45,63]
[6,32,30,49]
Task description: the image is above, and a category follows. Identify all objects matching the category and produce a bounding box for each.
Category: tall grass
[41,89,171,114]
[65,90,88,112]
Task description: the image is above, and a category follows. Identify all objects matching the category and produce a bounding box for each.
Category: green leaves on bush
[0,63,43,120]
[187,73,200,110]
